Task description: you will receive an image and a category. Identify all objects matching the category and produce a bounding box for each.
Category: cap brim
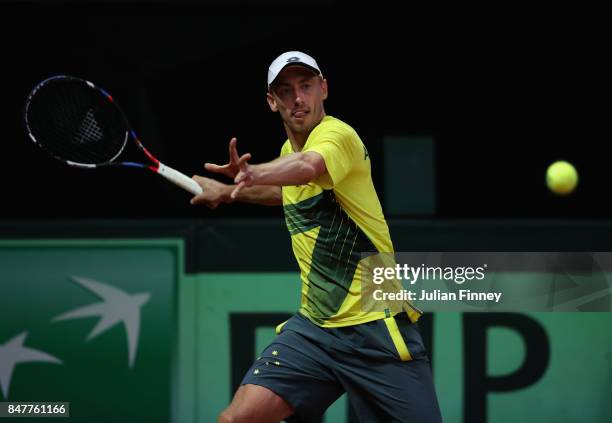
[269,63,321,87]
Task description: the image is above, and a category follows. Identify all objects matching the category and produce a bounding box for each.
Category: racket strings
[26,78,128,165]
[75,109,105,144]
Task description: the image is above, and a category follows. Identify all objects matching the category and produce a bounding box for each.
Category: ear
[266,92,279,112]
[320,78,328,100]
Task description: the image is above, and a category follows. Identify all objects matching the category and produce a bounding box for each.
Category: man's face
[267,66,328,134]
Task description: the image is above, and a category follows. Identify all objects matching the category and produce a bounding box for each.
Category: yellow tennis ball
[546,160,578,195]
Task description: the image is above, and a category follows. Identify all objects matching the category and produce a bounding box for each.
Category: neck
[285,113,326,152]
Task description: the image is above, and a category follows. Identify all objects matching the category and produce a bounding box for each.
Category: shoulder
[314,115,359,138]
[280,139,292,156]
[309,116,362,151]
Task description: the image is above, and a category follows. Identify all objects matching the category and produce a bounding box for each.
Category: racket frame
[24,75,202,195]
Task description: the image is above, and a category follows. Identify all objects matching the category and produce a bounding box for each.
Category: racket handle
[157,162,203,195]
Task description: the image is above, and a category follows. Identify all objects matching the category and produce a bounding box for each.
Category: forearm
[191,175,281,208]
[229,185,282,206]
[251,152,324,186]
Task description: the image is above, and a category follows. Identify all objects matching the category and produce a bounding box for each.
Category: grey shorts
[241,312,442,422]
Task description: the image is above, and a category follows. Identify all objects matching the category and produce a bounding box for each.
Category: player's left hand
[205,137,252,180]
[231,146,255,199]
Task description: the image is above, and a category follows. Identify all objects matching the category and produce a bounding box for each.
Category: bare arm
[232,151,326,198]
[246,152,326,186]
[234,185,282,205]
[190,137,324,206]
[190,176,282,208]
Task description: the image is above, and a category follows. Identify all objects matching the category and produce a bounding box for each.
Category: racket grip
[157,162,203,195]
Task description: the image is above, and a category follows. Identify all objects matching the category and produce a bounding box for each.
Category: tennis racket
[23,75,203,195]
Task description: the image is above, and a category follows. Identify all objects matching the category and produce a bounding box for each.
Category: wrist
[250,164,265,185]
[222,184,235,203]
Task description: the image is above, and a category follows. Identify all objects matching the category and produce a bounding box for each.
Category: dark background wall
[1,5,610,422]
[1,2,607,220]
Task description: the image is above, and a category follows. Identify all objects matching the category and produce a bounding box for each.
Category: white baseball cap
[267,51,323,88]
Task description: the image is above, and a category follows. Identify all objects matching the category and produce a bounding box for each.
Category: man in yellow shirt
[192,51,441,423]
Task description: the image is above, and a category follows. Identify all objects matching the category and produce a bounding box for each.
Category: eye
[278,87,291,97]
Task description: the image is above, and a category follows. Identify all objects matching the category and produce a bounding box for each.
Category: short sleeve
[279,140,291,158]
[304,128,359,188]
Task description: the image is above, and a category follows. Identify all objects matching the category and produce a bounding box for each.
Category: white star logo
[52,276,151,368]
[0,332,62,399]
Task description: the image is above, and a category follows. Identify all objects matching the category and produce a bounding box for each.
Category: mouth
[292,110,309,119]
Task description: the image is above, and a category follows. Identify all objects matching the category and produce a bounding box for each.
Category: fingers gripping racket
[23,75,203,195]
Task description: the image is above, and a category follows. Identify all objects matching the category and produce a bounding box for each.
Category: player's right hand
[204,137,251,179]
[190,176,233,209]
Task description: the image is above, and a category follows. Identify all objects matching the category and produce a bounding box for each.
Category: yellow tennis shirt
[280,115,421,327]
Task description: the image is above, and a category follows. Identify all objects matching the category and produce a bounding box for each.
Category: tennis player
[192,51,442,423]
